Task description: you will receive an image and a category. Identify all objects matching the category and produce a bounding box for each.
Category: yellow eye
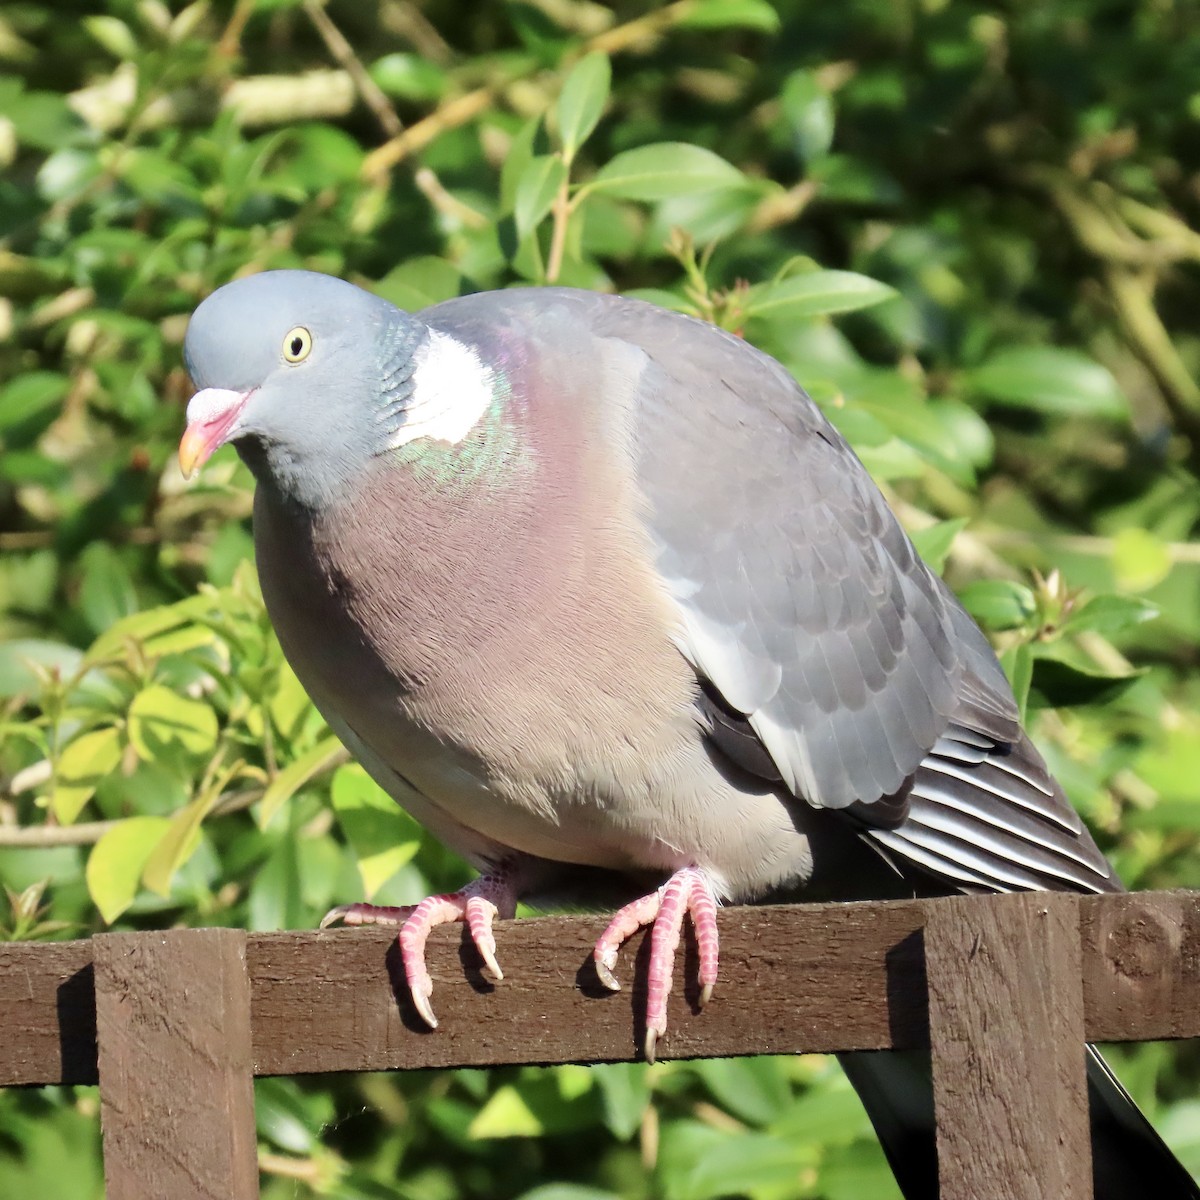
[283,326,312,363]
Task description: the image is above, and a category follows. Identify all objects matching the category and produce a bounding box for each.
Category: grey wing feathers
[866,725,1118,893]
[561,289,1114,893]
[590,296,964,811]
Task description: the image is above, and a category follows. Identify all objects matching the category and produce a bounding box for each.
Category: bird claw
[594,866,720,1061]
[594,952,621,992]
[320,901,414,929]
[323,871,519,1028]
[644,1025,661,1066]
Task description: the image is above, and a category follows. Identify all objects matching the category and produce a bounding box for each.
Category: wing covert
[590,297,969,810]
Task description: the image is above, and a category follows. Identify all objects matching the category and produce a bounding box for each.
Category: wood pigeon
[179,270,1197,1199]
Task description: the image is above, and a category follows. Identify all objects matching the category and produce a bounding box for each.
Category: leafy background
[2,0,1199,1196]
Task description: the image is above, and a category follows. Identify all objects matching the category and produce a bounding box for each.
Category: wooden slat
[248,900,929,1074]
[2,892,1197,1088]
[926,892,1091,1200]
[0,939,97,1085]
[1080,890,1200,1042]
[94,929,259,1200]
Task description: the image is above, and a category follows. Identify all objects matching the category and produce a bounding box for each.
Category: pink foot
[593,866,719,1063]
[321,869,518,1029]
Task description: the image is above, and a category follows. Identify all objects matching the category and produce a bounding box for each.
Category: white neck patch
[387,329,495,449]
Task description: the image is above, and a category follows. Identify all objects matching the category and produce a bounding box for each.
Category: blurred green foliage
[2,0,1199,1196]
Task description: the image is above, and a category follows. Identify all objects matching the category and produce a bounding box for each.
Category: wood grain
[0,939,96,1085]
[3,892,1198,1089]
[926,892,1091,1200]
[94,928,259,1200]
[1081,890,1200,1042]
[248,900,930,1075]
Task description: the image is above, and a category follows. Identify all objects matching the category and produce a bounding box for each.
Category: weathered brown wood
[926,892,1091,1200]
[1081,890,1200,1042]
[248,900,929,1074]
[0,939,97,1085]
[94,928,259,1200]
[2,892,1197,1088]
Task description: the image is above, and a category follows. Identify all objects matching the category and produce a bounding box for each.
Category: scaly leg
[321,866,519,1028]
[592,866,720,1063]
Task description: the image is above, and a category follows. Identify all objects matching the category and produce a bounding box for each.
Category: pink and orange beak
[178,387,251,478]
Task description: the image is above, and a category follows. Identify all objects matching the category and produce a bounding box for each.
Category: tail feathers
[838,1047,1199,1200]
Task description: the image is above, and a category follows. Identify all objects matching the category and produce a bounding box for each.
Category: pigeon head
[179,270,498,510]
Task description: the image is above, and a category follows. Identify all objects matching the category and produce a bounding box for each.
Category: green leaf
[587,143,746,202]
[909,518,968,574]
[501,116,545,213]
[780,70,835,162]
[83,15,138,60]
[556,52,611,161]
[468,1075,601,1139]
[51,726,122,824]
[743,271,896,321]
[1112,527,1172,592]
[258,735,346,828]
[368,53,447,101]
[78,543,138,637]
[0,371,69,436]
[269,661,314,743]
[514,154,567,241]
[0,640,82,699]
[959,580,1038,631]
[249,835,307,932]
[590,1063,649,1140]
[127,685,219,761]
[86,816,171,923]
[86,596,213,665]
[330,763,422,897]
[469,1085,545,1138]
[691,1057,791,1127]
[141,790,220,897]
[1000,642,1034,721]
[1064,594,1159,636]
[515,1188,621,1200]
[677,0,782,31]
[966,347,1128,419]
[771,1080,875,1145]
[680,1131,815,1199]
[1028,648,1144,709]
[255,1078,326,1155]
[374,256,469,311]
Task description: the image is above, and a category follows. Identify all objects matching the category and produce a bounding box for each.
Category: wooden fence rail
[2,891,1198,1199]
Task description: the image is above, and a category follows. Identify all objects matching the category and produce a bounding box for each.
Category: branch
[303,0,403,139]
[0,821,119,848]
[362,0,699,179]
[69,65,357,134]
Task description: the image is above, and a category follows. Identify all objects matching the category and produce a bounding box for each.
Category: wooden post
[93,928,260,1200]
[925,892,1091,1200]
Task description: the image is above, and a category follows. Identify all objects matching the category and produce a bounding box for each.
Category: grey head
[180,270,431,510]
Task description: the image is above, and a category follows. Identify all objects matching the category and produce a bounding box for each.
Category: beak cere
[179,387,251,478]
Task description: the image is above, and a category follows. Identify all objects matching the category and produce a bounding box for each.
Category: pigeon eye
[283,326,312,363]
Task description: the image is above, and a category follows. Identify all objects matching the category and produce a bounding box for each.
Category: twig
[303,0,403,139]
[546,168,572,283]
[0,820,120,848]
[259,1152,331,1187]
[217,0,257,59]
[363,86,496,179]
[363,0,699,180]
[69,67,356,134]
[1104,265,1200,437]
[381,0,454,64]
[746,180,817,235]
[412,166,489,229]
[983,528,1200,565]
